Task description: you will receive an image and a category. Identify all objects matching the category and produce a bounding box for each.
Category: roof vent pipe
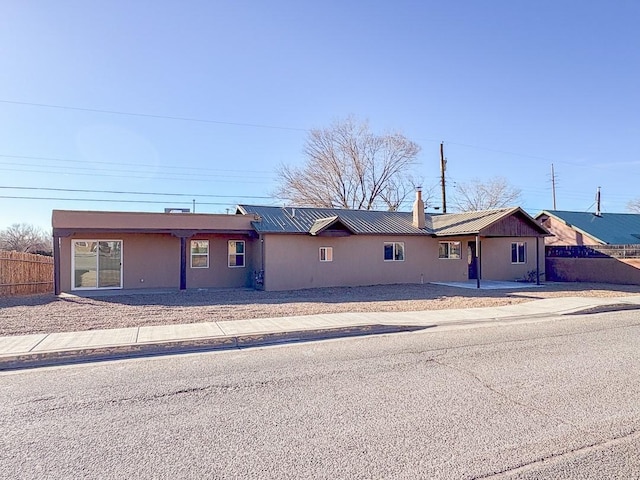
[595,186,602,217]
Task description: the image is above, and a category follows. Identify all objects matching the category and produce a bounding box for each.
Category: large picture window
[228,240,245,267]
[384,242,404,261]
[511,242,526,264]
[439,241,461,259]
[191,240,209,268]
[72,240,122,289]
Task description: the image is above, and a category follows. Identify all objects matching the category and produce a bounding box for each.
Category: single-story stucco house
[52,190,550,294]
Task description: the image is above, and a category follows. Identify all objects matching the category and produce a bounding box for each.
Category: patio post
[476,235,481,289]
[536,237,540,285]
[53,233,61,295]
[180,237,187,290]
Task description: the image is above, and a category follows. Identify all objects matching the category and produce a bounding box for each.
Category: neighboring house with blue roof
[535,210,640,246]
[52,191,549,293]
[535,210,640,285]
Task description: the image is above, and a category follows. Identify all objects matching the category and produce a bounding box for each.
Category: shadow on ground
[2,282,639,309]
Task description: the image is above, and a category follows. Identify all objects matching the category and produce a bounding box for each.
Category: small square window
[511,242,526,264]
[319,247,333,262]
[191,240,209,268]
[384,242,404,261]
[228,240,245,267]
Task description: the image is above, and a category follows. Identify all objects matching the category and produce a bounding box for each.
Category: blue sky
[1,1,639,230]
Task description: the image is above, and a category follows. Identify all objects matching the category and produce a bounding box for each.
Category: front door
[467,241,478,280]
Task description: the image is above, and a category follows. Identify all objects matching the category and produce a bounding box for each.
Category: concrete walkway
[2,295,640,370]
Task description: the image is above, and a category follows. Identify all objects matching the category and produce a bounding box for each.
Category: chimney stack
[413,187,426,229]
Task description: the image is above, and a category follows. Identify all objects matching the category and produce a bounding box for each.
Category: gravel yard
[1,282,639,337]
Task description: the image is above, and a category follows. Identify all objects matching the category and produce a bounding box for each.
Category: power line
[0,194,252,206]
[4,98,640,180]
[0,99,308,132]
[0,153,274,174]
[0,185,274,199]
[0,167,271,184]
[432,141,640,178]
[0,99,618,173]
[0,160,275,181]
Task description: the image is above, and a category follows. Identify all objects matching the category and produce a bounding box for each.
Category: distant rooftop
[537,210,640,245]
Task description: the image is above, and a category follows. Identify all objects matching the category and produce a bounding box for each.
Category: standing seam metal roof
[237,205,427,235]
[537,210,640,245]
[237,205,546,237]
[431,208,517,235]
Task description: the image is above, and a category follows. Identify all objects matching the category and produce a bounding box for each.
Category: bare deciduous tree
[627,198,640,213]
[452,176,522,212]
[0,223,51,253]
[275,117,422,211]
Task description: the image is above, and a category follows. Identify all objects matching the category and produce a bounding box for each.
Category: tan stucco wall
[260,234,547,291]
[480,237,545,281]
[261,235,469,291]
[58,230,545,293]
[248,235,264,288]
[539,216,602,246]
[187,235,254,289]
[59,233,179,292]
[263,235,428,291]
[547,258,640,285]
[59,233,254,292]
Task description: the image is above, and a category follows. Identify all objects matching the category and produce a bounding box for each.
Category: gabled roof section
[431,207,549,237]
[308,216,356,236]
[535,210,640,245]
[236,205,429,235]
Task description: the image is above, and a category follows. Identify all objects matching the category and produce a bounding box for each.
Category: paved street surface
[2,310,640,479]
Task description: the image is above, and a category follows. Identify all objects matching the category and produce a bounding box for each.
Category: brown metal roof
[237,205,549,237]
[237,205,428,235]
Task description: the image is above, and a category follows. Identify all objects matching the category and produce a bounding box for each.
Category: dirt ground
[0,282,639,337]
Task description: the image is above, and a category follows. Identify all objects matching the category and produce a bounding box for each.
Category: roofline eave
[535,210,606,244]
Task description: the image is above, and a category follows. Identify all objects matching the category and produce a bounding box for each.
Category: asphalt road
[2,311,640,479]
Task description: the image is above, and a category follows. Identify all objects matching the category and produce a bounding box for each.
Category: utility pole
[551,163,557,210]
[440,142,447,213]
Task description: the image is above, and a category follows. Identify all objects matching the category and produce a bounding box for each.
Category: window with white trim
[384,242,404,261]
[228,240,245,267]
[511,242,526,264]
[319,247,333,262]
[438,241,461,259]
[191,240,209,268]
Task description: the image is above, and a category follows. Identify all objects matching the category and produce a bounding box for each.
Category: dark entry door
[467,241,478,280]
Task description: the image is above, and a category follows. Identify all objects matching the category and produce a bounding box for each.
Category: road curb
[0,324,426,371]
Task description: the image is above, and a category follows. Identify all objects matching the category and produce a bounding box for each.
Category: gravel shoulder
[1,282,639,337]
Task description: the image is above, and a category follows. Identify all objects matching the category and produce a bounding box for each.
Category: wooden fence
[0,251,54,296]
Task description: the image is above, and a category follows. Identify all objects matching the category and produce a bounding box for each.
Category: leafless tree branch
[274,116,420,210]
[452,177,522,212]
[627,198,640,213]
[0,223,51,253]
